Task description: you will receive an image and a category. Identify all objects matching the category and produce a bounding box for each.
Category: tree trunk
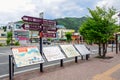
[98,42,101,56]
[102,43,107,58]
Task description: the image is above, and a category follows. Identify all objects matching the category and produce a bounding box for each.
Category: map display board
[74,45,90,55]
[43,46,65,61]
[60,45,80,58]
[11,46,44,67]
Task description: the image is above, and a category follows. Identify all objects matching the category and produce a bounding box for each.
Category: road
[0,44,113,78]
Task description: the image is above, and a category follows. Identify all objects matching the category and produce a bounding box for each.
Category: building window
[1,33,6,37]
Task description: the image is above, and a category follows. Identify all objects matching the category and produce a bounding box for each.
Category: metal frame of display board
[9,55,14,80]
[42,46,66,67]
[73,44,90,60]
[59,44,80,63]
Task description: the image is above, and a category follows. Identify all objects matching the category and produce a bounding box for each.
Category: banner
[60,45,80,58]
[12,46,44,67]
[43,46,65,61]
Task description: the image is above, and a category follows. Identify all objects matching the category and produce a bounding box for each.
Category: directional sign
[22,15,57,33]
[43,26,57,32]
[22,16,43,24]
[42,33,56,38]
[43,19,56,27]
[22,24,42,31]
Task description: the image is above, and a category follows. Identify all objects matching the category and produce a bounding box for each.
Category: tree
[79,6,118,58]
[6,31,13,45]
[65,32,72,43]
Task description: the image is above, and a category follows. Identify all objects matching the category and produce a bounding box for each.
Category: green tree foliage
[6,31,13,45]
[79,6,118,57]
[65,32,72,43]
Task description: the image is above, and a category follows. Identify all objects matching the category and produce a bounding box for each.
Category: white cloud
[96,0,120,11]
[0,0,85,25]
[96,0,120,25]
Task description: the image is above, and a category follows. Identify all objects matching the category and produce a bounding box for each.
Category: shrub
[14,41,20,46]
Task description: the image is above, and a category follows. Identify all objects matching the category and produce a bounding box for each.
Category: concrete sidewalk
[2,52,120,80]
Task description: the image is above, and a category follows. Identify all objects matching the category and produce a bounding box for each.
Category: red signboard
[43,26,57,32]
[42,33,56,38]
[43,19,56,27]
[22,24,42,31]
[22,16,43,24]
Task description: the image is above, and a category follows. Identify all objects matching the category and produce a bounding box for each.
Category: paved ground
[1,52,120,80]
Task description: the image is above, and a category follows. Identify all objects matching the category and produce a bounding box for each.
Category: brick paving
[1,52,120,80]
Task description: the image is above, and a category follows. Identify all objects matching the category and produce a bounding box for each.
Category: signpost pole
[39,31,43,72]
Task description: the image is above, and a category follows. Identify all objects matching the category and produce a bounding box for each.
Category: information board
[43,46,65,61]
[11,46,44,67]
[74,45,90,55]
[60,45,80,58]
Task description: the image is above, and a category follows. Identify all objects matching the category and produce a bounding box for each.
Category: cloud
[3,0,120,25]
[0,0,86,25]
[96,0,120,25]
[96,0,120,11]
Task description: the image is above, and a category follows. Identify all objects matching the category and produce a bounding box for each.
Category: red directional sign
[42,33,56,38]
[43,19,56,27]
[22,24,42,31]
[43,26,57,32]
[22,16,43,24]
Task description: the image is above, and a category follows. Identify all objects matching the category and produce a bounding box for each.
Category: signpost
[42,33,56,38]
[21,15,57,72]
[22,16,43,24]
[22,24,42,31]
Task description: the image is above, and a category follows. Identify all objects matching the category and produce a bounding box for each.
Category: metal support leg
[60,59,63,67]
[75,56,78,63]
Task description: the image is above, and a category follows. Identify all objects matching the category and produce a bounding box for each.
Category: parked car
[43,40,51,45]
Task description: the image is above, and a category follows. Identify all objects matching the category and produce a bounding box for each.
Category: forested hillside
[55,17,87,31]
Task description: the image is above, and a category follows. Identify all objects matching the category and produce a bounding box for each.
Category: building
[6,22,29,44]
[57,28,75,39]
[0,29,7,44]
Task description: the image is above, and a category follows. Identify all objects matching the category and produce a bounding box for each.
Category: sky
[0,0,120,25]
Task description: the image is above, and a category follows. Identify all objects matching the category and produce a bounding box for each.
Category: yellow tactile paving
[93,64,120,80]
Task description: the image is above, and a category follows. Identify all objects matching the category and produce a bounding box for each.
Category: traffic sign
[22,16,43,24]
[22,24,42,31]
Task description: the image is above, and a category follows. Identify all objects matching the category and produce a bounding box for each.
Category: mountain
[55,17,87,32]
